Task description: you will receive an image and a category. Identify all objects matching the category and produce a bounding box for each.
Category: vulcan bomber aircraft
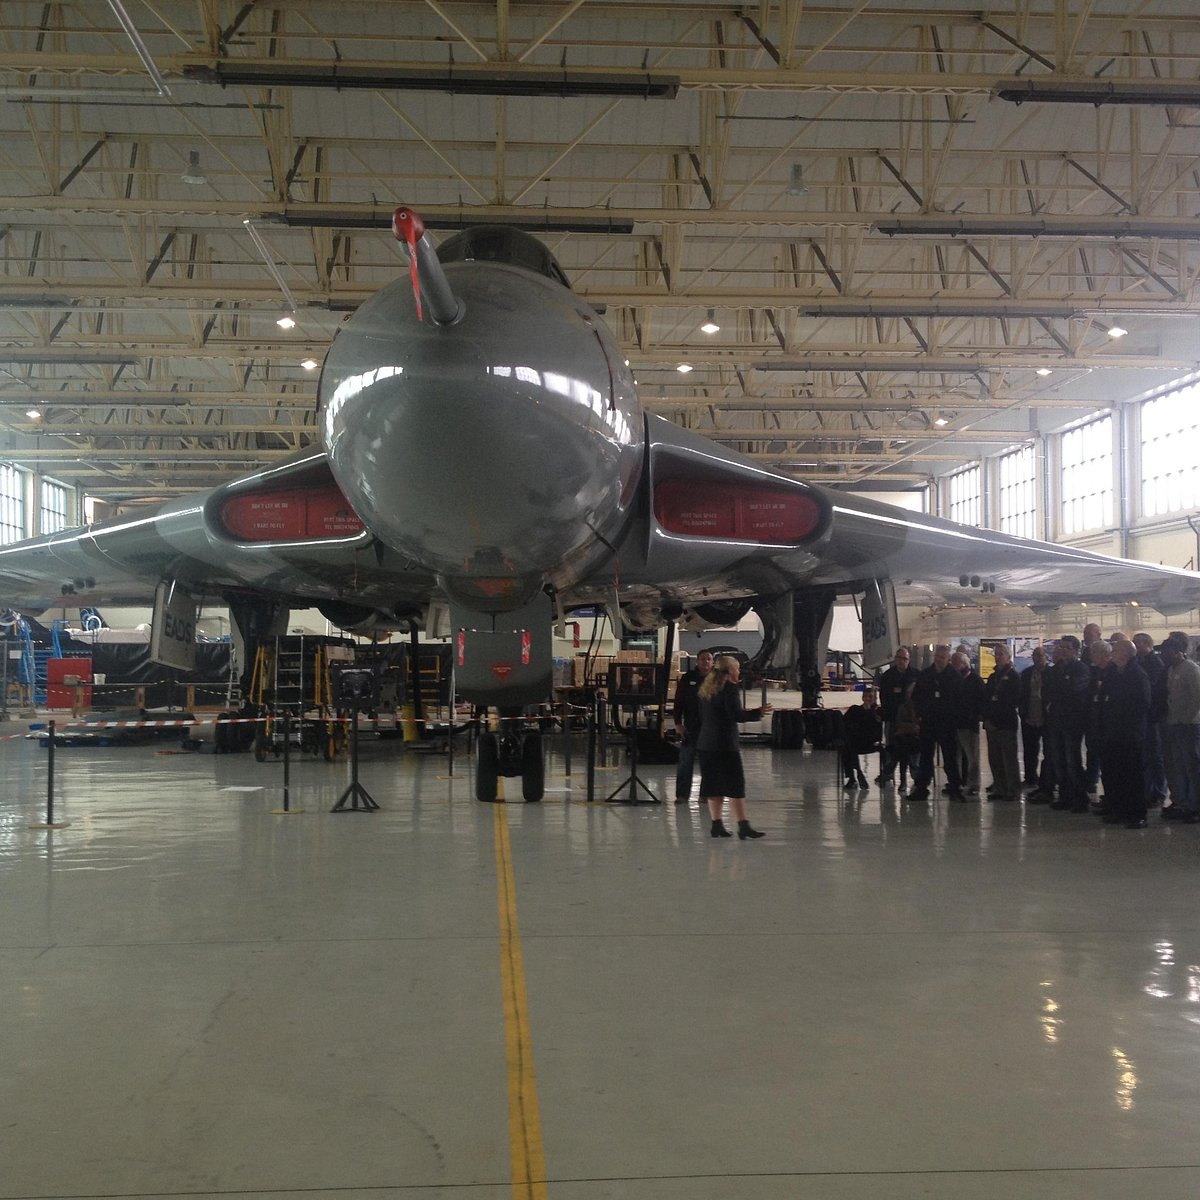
[1,207,1197,801]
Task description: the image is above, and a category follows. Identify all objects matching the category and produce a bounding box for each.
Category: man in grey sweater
[1160,633,1200,822]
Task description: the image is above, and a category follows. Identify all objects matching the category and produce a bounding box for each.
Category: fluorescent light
[676,363,693,373]
[276,313,297,330]
[301,358,319,371]
[1107,325,1128,339]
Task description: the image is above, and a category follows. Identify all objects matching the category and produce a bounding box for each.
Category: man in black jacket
[1045,634,1092,813]
[1099,639,1151,827]
[1132,631,1168,809]
[907,645,965,802]
[672,649,713,802]
[984,643,1022,800]
[875,647,919,785]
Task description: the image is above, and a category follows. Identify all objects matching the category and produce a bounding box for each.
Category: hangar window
[947,464,981,527]
[998,445,1037,540]
[1060,415,1113,536]
[0,464,24,544]
[40,479,68,534]
[1140,380,1200,518]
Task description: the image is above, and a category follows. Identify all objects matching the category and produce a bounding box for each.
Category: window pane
[999,445,1037,539]
[1140,381,1200,518]
[0,464,24,544]
[40,480,68,534]
[1060,416,1112,535]
[948,464,981,527]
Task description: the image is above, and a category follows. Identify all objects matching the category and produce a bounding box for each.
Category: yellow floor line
[493,788,548,1200]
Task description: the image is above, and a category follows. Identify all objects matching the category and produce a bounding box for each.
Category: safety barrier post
[29,719,69,830]
[271,712,304,815]
[586,700,596,802]
[561,696,572,779]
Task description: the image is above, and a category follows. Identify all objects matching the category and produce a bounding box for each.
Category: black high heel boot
[737,820,765,840]
[711,819,732,838]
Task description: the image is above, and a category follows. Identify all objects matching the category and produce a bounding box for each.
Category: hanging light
[181,150,207,185]
[1107,325,1128,339]
[276,312,297,330]
[301,358,319,371]
[700,309,720,335]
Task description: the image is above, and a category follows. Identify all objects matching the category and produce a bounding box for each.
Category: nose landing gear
[475,720,544,803]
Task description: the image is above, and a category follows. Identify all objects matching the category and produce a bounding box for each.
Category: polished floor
[5,714,1200,1199]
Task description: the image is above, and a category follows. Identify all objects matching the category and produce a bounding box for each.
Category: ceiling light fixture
[180,150,207,186]
[185,63,680,100]
[787,163,808,196]
[676,363,693,373]
[1036,367,1053,376]
[1107,325,1128,339]
[25,408,41,420]
[993,79,1200,107]
[933,415,949,427]
[301,358,319,371]
[276,312,297,330]
[700,310,720,335]
[872,216,1200,241]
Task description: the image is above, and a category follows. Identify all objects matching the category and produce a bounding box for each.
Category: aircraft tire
[521,732,544,802]
[788,709,806,748]
[476,731,500,803]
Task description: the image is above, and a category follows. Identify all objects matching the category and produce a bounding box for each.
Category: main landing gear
[475,716,544,803]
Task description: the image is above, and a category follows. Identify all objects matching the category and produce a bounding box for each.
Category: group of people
[672,649,772,840]
[868,625,1200,828]
[669,625,1200,837]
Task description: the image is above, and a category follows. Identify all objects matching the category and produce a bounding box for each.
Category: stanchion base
[28,821,70,830]
[331,783,379,812]
[270,808,306,815]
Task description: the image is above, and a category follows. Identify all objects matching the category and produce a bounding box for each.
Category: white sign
[861,579,899,671]
[149,580,199,670]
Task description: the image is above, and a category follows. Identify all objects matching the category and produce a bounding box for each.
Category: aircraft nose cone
[324,332,633,581]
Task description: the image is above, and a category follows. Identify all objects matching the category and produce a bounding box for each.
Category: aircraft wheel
[476,731,500,803]
[521,732,544,802]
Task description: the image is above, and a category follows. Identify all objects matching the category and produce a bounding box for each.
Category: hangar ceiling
[2,1,1199,501]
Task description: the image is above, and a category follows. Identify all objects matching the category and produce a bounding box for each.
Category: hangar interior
[5,4,1200,1199]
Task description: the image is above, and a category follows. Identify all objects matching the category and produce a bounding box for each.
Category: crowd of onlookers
[854,625,1200,828]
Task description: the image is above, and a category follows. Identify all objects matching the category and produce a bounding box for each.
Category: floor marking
[493,785,548,1200]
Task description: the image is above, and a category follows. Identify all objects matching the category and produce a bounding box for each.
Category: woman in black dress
[697,655,772,839]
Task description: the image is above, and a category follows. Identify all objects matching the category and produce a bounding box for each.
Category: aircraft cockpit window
[437,226,572,290]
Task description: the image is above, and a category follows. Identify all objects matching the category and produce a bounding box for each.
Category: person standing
[1159,633,1200,823]
[1045,635,1092,813]
[1020,645,1050,792]
[697,655,772,839]
[842,686,883,789]
[983,644,1022,800]
[1099,639,1151,828]
[907,645,965,802]
[1084,638,1113,809]
[672,649,714,803]
[876,647,919,785]
[952,650,985,796]
[1132,632,1169,810]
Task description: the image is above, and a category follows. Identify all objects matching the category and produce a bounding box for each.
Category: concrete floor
[5,717,1200,1199]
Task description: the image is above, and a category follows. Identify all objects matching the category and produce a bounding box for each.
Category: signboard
[149,580,199,670]
[861,579,899,671]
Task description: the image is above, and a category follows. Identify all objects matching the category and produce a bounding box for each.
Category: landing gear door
[861,579,899,672]
[150,580,200,671]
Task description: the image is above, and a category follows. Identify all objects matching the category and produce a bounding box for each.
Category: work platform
[5,729,1200,1199]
